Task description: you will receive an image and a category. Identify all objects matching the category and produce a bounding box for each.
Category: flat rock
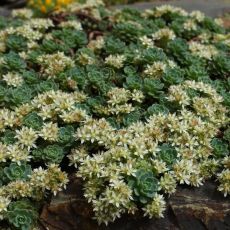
[169,181,230,230]
[40,175,230,230]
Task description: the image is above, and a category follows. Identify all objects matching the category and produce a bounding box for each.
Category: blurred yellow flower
[28,0,75,14]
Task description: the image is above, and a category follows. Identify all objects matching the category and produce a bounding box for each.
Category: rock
[169,181,230,230]
[0,0,26,17]
[0,8,11,17]
[40,176,230,230]
[40,174,99,230]
[0,0,26,9]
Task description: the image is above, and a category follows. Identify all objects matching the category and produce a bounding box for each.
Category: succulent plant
[22,112,43,130]
[147,104,169,116]
[143,79,164,97]
[9,86,32,105]
[158,143,177,165]
[32,145,65,164]
[209,55,230,78]
[1,130,16,144]
[6,199,38,230]
[6,34,28,52]
[224,128,230,142]
[58,125,75,145]
[211,138,229,158]
[3,163,32,182]
[35,79,59,93]
[3,51,27,71]
[128,169,159,204]
[42,144,65,164]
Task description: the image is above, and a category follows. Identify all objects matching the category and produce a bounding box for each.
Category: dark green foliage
[202,17,225,33]
[31,149,43,162]
[41,39,65,53]
[186,88,201,99]
[3,52,27,71]
[104,36,126,54]
[32,145,64,164]
[22,70,40,85]
[147,104,169,116]
[211,138,229,158]
[58,126,75,145]
[123,110,142,126]
[162,67,184,85]
[124,75,142,90]
[8,85,32,105]
[166,38,188,65]
[0,85,5,102]
[22,112,43,130]
[1,129,16,144]
[158,144,177,165]
[128,169,159,204]
[35,80,59,93]
[87,70,111,94]
[52,29,87,50]
[0,16,7,29]
[222,92,230,108]
[6,199,38,230]
[170,18,201,40]
[209,55,230,78]
[6,34,28,52]
[113,22,145,42]
[136,47,167,64]
[3,163,32,182]
[143,79,164,97]
[224,128,230,142]
[185,64,208,81]
[42,145,65,163]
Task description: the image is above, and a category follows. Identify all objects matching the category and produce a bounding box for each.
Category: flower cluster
[72,80,228,224]
[189,41,218,60]
[0,1,229,229]
[37,52,75,77]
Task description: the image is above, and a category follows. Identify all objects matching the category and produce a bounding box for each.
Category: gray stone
[0,7,11,17]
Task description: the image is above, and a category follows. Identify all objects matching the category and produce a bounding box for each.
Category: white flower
[183,19,197,31]
[39,122,59,142]
[0,196,10,213]
[105,54,126,69]
[15,127,38,149]
[190,10,205,22]
[59,20,82,30]
[12,8,33,19]
[144,61,167,78]
[152,28,176,41]
[2,72,23,87]
[142,194,166,218]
